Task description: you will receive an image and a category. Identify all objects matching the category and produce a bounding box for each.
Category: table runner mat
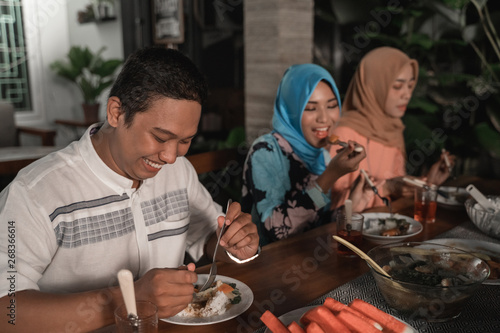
[307,273,500,333]
[434,220,500,243]
[254,220,500,333]
[254,273,499,333]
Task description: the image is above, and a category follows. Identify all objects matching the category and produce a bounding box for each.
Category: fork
[198,199,232,292]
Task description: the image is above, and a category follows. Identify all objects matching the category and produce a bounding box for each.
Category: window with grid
[0,0,32,112]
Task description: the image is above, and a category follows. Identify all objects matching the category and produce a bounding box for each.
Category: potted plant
[50,46,122,123]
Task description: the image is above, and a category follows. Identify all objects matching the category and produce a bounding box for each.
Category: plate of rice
[362,212,423,245]
[162,274,253,325]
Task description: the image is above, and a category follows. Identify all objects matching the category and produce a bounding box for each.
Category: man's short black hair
[109,47,208,125]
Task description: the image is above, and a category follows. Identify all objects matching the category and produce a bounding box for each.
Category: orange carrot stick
[336,309,383,333]
[323,298,383,331]
[323,297,346,312]
[349,299,412,333]
[300,305,350,333]
[305,322,325,333]
[260,310,290,333]
[287,321,306,333]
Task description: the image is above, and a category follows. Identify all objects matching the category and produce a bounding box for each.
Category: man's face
[107,97,201,185]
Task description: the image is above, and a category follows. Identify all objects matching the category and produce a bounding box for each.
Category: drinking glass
[114,301,158,333]
[414,186,438,223]
[336,211,364,257]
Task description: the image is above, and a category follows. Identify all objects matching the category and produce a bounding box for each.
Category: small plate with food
[362,213,423,245]
[437,186,469,208]
[162,274,253,325]
[424,238,500,285]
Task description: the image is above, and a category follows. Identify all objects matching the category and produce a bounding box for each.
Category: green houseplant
[50,46,122,123]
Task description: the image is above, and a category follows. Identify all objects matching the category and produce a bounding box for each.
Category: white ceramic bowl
[362,213,423,245]
[465,195,500,240]
[437,186,469,207]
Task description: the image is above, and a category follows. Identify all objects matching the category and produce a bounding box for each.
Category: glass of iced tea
[414,186,438,223]
[336,211,364,257]
[114,301,158,333]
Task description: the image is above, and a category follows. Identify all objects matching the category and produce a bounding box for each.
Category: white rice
[177,290,231,318]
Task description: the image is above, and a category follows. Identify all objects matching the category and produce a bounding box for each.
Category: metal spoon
[345,199,353,236]
[117,269,139,330]
[442,148,453,175]
[360,169,391,211]
[402,177,450,199]
[328,134,364,152]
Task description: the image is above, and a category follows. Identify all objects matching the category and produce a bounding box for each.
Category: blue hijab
[272,64,341,175]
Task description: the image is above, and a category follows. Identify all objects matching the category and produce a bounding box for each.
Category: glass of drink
[414,186,438,223]
[336,211,364,257]
[114,301,158,333]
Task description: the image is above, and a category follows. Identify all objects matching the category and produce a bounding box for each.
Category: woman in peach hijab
[330,47,453,210]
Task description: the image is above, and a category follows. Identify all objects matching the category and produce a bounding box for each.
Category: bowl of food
[362,213,423,245]
[366,242,490,322]
[437,186,469,208]
[465,195,500,240]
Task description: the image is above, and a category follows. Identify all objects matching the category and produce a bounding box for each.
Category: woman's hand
[425,151,456,185]
[382,176,414,199]
[349,174,375,212]
[327,141,366,177]
[316,141,366,193]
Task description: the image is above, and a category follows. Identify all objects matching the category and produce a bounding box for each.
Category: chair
[0,101,59,176]
[184,147,243,266]
[186,148,240,175]
[186,147,244,206]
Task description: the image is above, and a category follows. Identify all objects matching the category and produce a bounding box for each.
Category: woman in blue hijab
[242,64,367,245]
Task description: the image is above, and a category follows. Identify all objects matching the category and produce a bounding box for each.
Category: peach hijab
[337,47,418,154]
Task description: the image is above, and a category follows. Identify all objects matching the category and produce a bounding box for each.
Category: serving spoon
[466,184,497,213]
[332,235,390,278]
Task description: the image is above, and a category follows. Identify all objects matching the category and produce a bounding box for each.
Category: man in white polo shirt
[0,47,260,332]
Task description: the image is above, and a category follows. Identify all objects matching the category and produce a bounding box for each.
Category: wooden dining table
[156,176,500,333]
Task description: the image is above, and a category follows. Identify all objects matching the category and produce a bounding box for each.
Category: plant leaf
[50,45,123,104]
[474,122,500,157]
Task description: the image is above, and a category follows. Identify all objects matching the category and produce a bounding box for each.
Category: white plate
[362,213,423,245]
[437,186,469,207]
[162,274,253,325]
[424,238,500,285]
[263,305,417,333]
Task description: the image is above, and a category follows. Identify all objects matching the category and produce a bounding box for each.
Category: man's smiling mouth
[143,158,163,169]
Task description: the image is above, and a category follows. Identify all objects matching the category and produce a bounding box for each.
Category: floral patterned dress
[242,132,335,246]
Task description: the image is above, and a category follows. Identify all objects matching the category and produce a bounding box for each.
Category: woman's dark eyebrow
[307,97,338,104]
